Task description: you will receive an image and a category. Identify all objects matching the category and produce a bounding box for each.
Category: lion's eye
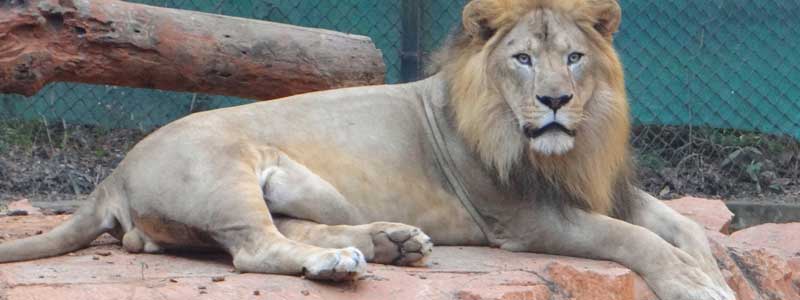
[567,52,584,65]
[514,53,532,66]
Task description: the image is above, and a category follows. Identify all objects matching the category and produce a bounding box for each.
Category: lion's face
[488,10,597,156]
[439,0,629,200]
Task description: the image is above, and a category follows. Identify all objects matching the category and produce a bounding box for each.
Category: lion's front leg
[514,206,733,300]
[626,190,734,297]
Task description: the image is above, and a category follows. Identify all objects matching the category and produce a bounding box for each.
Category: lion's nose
[536,94,573,111]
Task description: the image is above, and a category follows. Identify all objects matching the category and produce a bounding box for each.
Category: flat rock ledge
[0,197,798,300]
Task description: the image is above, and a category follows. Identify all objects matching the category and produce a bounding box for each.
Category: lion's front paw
[648,266,735,300]
[369,222,433,266]
[302,247,366,281]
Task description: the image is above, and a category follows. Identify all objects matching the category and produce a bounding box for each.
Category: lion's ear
[462,0,500,41]
[587,0,621,39]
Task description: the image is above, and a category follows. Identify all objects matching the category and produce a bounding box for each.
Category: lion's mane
[431,0,636,216]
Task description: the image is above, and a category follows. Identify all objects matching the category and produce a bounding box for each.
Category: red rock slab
[5,199,43,216]
[3,200,798,300]
[547,262,657,300]
[456,284,552,300]
[730,223,800,299]
[707,233,762,300]
[710,229,800,300]
[730,223,800,258]
[1,215,656,300]
[664,197,735,234]
[0,215,70,241]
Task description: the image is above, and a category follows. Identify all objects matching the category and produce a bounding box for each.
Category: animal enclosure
[1,0,799,206]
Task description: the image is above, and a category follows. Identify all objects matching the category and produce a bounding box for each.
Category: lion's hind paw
[370,223,433,267]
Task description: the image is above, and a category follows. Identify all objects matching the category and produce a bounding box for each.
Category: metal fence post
[400,0,422,82]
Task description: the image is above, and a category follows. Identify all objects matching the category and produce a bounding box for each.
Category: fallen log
[0,0,385,100]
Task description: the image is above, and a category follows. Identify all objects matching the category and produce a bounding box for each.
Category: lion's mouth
[523,122,577,139]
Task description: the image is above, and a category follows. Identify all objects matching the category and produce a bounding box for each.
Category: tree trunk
[0,0,385,100]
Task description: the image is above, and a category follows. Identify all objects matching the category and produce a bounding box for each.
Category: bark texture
[0,0,385,100]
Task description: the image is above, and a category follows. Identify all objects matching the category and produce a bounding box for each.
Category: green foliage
[707,129,791,154]
[0,120,43,153]
[636,151,668,170]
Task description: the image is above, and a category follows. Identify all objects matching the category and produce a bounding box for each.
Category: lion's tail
[0,181,119,263]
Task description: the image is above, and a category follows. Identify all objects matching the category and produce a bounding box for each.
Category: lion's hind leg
[260,149,432,266]
[275,218,433,266]
[259,149,363,226]
[201,162,366,281]
[215,186,367,281]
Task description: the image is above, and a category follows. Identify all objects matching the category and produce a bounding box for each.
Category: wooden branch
[0,0,385,100]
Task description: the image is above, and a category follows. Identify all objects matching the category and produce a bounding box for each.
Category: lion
[1,0,734,299]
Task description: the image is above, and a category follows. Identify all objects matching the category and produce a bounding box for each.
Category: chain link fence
[1,0,799,202]
[621,0,800,199]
